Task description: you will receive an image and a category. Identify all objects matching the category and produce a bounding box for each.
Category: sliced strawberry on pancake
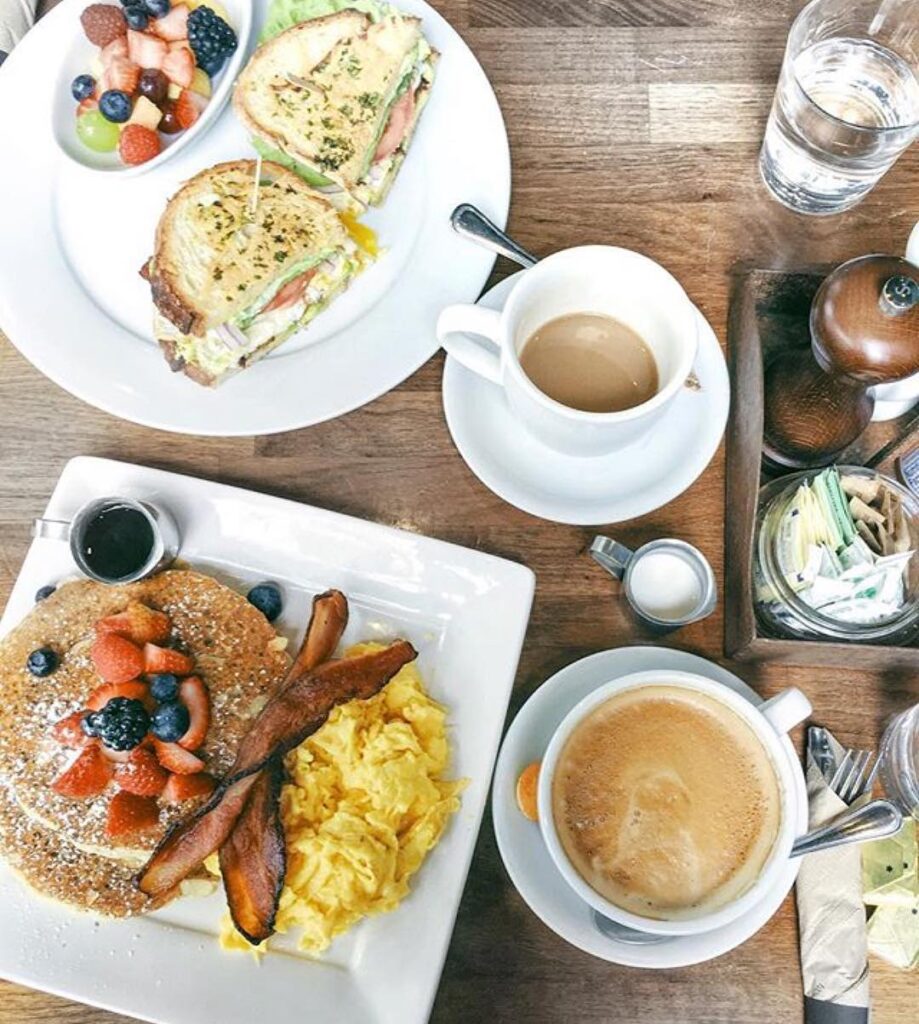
[51,744,112,798]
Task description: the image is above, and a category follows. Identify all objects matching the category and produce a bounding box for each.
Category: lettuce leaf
[251,136,334,188]
[260,0,390,41]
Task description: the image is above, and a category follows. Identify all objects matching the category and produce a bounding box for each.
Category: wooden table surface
[2,1,917,1021]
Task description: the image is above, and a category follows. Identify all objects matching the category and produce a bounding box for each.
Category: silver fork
[830,747,881,803]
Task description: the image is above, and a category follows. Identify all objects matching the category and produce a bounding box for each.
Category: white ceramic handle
[436,304,504,384]
[759,687,812,736]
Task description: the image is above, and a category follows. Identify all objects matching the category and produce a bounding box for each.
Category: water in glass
[761,35,919,214]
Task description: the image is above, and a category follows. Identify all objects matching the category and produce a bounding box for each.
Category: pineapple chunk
[128,95,163,132]
[168,82,182,100]
[190,67,211,98]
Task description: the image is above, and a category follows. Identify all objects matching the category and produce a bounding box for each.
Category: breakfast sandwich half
[233,3,438,210]
[141,159,372,387]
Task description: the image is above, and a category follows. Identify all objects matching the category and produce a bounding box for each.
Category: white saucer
[442,273,729,524]
[491,647,808,968]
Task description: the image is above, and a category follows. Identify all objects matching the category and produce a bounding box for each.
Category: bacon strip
[224,640,417,785]
[137,590,349,898]
[219,759,286,944]
[218,589,348,943]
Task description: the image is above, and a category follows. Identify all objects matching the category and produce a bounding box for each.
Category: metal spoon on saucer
[450,203,538,268]
[591,910,669,946]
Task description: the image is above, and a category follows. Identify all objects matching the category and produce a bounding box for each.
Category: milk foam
[551,686,781,920]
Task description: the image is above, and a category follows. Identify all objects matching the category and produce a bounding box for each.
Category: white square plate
[0,456,534,1024]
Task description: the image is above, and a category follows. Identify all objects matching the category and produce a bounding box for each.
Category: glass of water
[760,0,919,215]
[880,703,919,820]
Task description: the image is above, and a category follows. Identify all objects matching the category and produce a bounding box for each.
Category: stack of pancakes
[0,571,289,916]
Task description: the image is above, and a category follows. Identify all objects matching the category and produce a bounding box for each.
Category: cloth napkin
[796,730,870,1024]
[0,0,37,62]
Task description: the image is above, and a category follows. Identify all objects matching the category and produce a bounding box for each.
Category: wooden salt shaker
[763,255,919,469]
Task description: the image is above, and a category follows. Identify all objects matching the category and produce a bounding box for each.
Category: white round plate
[442,273,729,525]
[0,0,509,436]
[491,647,808,968]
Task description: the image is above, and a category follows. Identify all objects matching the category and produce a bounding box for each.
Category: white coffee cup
[537,670,811,936]
[436,246,699,457]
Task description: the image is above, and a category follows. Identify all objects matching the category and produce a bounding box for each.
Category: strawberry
[100,34,129,66]
[162,771,216,805]
[87,679,152,712]
[173,89,199,131]
[80,4,127,48]
[105,791,160,838]
[106,56,141,95]
[162,46,194,88]
[143,643,194,676]
[97,602,171,645]
[51,744,112,798]
[119,124,162,166]
[151,739,205,775]
[176,676,210,750]
[51,710,91,749]
[77,97,98,116]
[151,4,189,42]
[114,747,168,797]
[90,633,145,684]
[127,29,168,70]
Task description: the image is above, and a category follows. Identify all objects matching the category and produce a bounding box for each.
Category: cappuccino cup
[538,670,810,936]
[436,246,698,457]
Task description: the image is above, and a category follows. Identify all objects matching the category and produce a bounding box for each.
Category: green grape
[76,110,120,153]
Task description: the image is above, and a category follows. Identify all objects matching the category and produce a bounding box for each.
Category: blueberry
[246,583,282,622]
[93,697,150,751]
[151,701,190,742]
[150,673,179,703]
[123,4,149,29]
[99,89,132,123]
[143,0,171,16]
[80,713,97,737]
[34,584,56,602]
[26,647,58,677]
[200,53,226,77]
[71,74,95,102]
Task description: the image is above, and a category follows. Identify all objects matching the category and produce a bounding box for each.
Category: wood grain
[2,1,918,1023]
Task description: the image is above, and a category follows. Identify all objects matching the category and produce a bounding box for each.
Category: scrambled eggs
[218,643,465,954]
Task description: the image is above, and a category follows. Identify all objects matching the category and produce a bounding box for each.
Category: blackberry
[187,6,237,70]
[91,697,150,751]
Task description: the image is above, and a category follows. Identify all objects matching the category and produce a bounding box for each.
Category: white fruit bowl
[51,0,253,177]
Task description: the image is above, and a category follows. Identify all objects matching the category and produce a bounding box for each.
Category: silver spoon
[450,203,537,268]
[790,798,902,858]
[591,909,668,946]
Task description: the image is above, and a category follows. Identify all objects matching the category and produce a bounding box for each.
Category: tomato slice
[373,88,416,163]
[260,269,317,315]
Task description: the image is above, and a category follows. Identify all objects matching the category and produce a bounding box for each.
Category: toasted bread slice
[234,9,434,207]
[144,160,349,337]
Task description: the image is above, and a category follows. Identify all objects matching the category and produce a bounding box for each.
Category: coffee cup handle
[436,305,504,384]
[759,687,812,736]
[589,536,634,580]
[32,518,71,542]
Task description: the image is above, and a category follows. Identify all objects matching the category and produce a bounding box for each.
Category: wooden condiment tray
[725,267,918,670]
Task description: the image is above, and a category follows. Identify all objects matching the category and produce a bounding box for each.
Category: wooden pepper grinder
[763,255,919,469]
